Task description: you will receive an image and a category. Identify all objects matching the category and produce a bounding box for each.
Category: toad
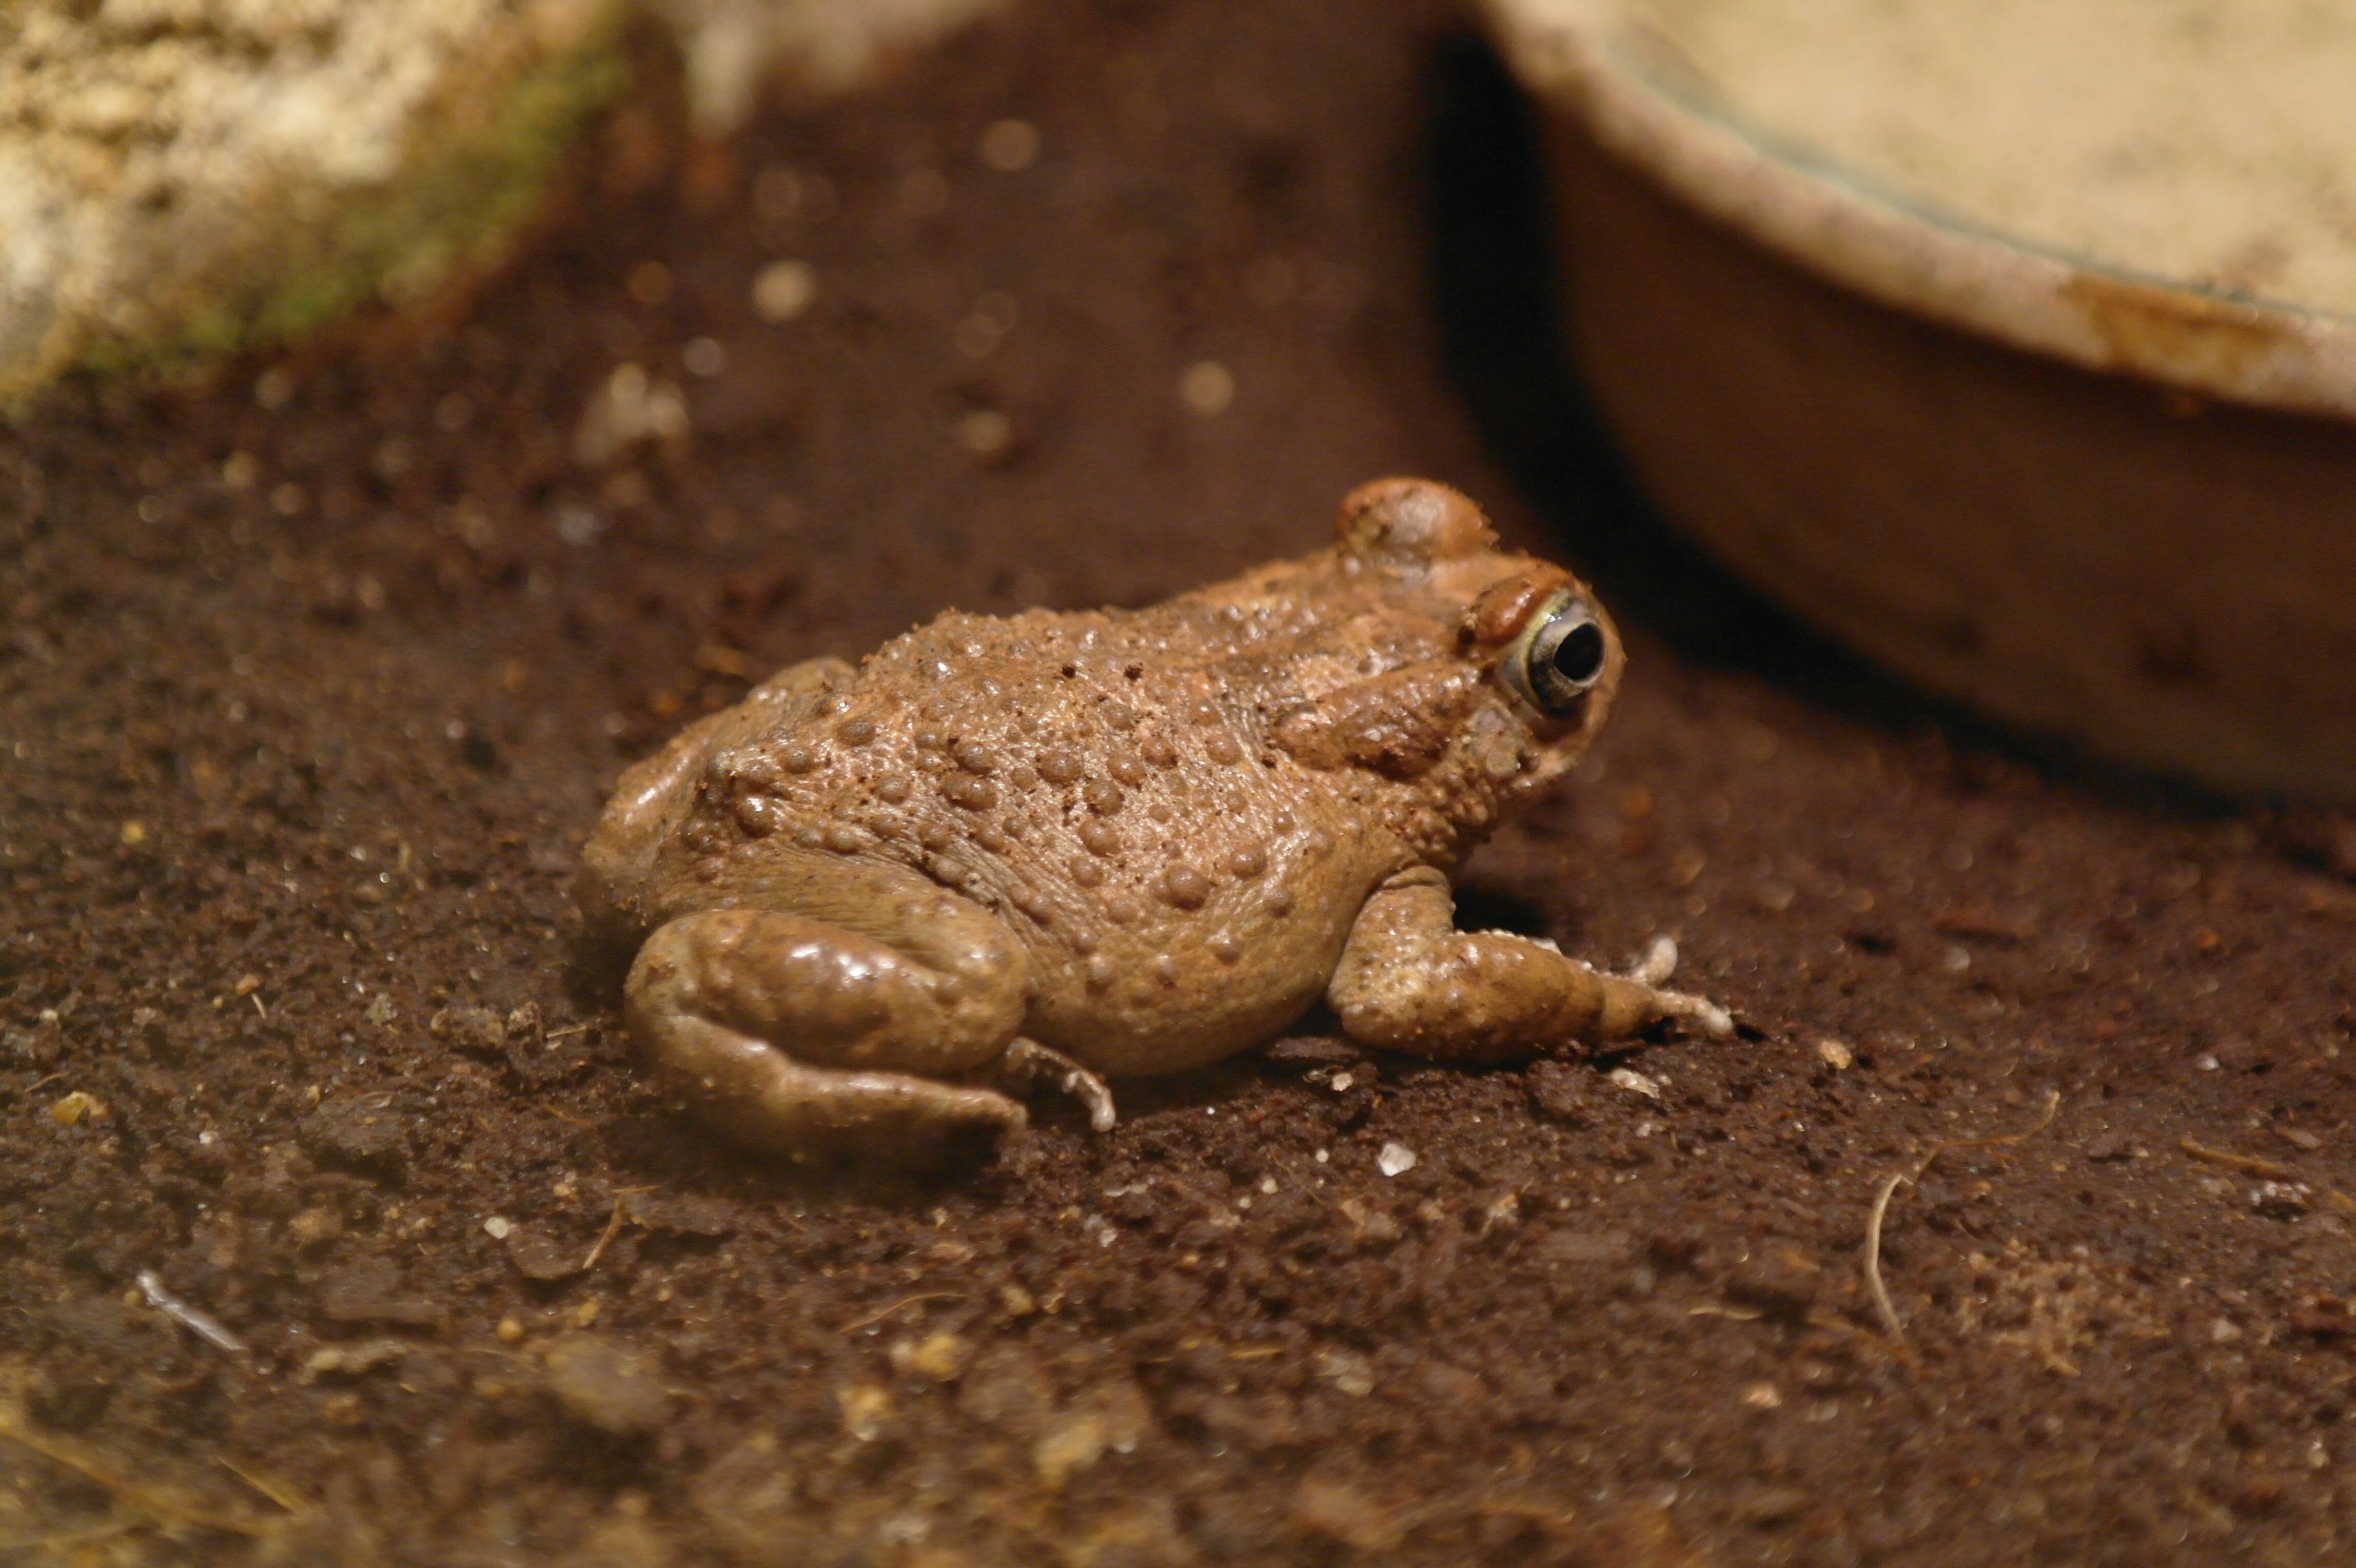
[580,479,1730,1161]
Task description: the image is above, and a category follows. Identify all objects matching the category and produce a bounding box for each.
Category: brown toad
[579,478,1730,1161]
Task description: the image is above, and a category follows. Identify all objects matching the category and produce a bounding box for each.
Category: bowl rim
[1484,0,2356,421]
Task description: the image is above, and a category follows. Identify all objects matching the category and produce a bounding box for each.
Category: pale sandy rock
[0,0,1002,405]
[656,0,1000,131]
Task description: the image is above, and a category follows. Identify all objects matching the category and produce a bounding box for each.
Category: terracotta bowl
[1482,0,2356,801]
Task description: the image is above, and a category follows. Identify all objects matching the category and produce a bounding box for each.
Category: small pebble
[958,409,1014,458]
[546,1335,672,1436]
[1318,1347,1377,1397]
[1376,1142,1417,1178]
[1033,1413,1109,1487]
[287,1207,342,1247]
[301,1341,404,1381]
[1292,1476,1403,1553]
[978,118,1041,172]
[2251,1181,2312,1218]
[49,1090,106,1126]
[1179,360,1234,416]
[889,1331,971,1381]
[1607,1067,1662,1099]
[505,1225,584,1281]
[839,1382,892,1442]
[1526,1059,1586,1122]
[752,260,817,322]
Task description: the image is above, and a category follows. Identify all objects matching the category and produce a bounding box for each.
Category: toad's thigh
[627,903,1028,1074]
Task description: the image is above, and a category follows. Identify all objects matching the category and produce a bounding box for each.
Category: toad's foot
[981,1037,1119,1133]
[1328,868,1735,1062]
[1612,936,1734,1036]
[625,898,1033,1162]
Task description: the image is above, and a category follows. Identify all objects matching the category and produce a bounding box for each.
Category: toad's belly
[1018,896,1364,1076]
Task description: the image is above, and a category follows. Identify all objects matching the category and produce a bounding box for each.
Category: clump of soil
[6,2,2356,1564]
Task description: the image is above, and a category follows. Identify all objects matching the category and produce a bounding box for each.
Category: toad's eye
[1503,592,1608,716]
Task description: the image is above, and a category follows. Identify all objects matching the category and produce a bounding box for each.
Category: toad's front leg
[625,891,1050,1161]
[1326,868,1732,1063]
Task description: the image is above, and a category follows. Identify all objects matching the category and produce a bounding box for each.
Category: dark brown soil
[8,3,2356,1563]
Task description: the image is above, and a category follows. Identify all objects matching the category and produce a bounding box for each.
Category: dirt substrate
[8,2,2356,1563]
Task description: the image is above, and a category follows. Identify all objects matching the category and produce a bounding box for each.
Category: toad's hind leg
[1328,868,1733,1063]
[626,900,1033,1161]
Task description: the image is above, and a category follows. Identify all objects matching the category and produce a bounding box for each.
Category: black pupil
[1549,620,1604,684]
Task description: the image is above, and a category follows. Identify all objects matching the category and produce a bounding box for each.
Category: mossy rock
[0,0,998,409]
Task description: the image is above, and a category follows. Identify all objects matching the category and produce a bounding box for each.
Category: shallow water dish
[1483,0,2356,801]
